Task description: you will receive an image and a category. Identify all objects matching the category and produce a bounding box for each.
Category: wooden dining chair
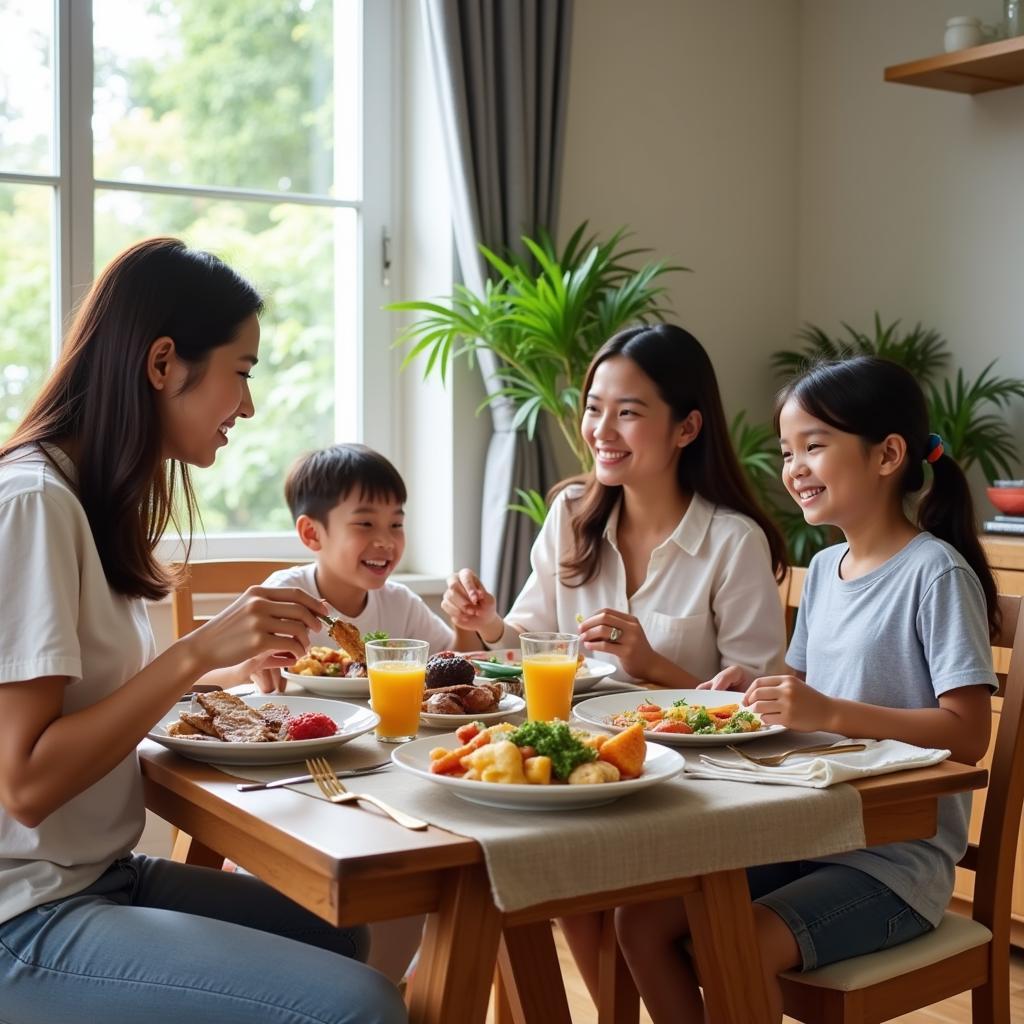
[778,592,1024,1024]
[784,565,807,638]
[170,559,304,638]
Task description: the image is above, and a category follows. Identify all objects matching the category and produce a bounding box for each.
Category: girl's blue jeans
[0,855,407,1024]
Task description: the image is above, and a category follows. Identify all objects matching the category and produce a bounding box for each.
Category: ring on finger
[609,626,622,643]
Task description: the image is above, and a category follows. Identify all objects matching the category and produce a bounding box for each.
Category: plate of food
[148,691,379,765]
[573,690,785,747]
[391,719,684,810]
[466,649,616,693]
[419,689,526,728]
[283,620,372,696]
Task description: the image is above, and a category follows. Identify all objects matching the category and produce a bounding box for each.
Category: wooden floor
[484,925,1024,1023]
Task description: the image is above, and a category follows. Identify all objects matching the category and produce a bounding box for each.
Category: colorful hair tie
[925,433,944,463]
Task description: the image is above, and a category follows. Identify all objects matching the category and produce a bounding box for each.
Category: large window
[0,0,394,542]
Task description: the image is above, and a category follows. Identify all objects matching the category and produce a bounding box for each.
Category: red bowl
[986,487,1024,516]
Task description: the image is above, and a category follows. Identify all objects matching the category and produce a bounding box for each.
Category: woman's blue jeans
[0,855,407,1024]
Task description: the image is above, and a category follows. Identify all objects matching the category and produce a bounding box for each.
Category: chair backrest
[782,566,807,638]
[170,559,304,639]
[967,593,1024,947]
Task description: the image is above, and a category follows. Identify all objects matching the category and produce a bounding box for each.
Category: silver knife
[236,762,390,792]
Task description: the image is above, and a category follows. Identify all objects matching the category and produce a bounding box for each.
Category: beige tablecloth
[212,696,867,913]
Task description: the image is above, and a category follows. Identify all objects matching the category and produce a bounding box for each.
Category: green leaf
[389,222,685,469]
[507,487,549,526]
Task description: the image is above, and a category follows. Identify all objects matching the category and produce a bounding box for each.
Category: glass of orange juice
[520,632,580,723]
[366,639,429,742]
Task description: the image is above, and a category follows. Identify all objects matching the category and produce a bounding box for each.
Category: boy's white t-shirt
[263,562,455,655]
[0,446,153,925]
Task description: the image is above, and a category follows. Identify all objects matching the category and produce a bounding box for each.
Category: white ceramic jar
[945,15,984,51]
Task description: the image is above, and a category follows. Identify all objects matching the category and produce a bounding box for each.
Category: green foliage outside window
[1,0,349,532]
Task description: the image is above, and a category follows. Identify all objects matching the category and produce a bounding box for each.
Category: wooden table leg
[497,921,572,1024]
[684,868,773,1024]
[597,909,640,1024]
[493,963,515,1024]
[407,864,503,1024]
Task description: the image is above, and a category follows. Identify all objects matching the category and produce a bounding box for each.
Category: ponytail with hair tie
[774,357,1000,638]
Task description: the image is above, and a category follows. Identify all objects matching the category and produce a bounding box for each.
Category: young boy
[258,444,452,987]
[253,443,454,694]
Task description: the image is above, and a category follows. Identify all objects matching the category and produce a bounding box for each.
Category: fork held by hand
[305,757,428,830]
[727,742,868,768]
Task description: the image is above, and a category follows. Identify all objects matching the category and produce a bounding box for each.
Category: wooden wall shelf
[885,35,1024,93]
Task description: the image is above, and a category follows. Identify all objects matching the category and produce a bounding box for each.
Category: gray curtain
[421,0,572,612]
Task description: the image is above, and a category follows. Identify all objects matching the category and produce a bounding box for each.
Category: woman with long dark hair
[0,238,405,1024]
[444,322,787,687]
[443,323,788,1002]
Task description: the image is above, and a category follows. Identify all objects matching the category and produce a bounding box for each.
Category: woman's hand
[442,569,502,641]
[578,609,657,680]
[182,586,327,676]
[743,674,838,732]
[698,665,752,692]
[249,661,285,694]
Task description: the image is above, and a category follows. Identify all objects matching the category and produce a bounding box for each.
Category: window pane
[0,0,54,175]
[0,184,53,442]
[95,191,356,532]
[92,0,359,198]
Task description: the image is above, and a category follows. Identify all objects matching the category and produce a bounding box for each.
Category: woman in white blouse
[445,322,789,1001]
[444,323,787,687]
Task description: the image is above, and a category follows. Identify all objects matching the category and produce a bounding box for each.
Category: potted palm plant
[389,223,686,483]
[736,314,1024,564]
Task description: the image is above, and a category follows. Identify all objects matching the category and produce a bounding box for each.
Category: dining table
[139,691,986,1024]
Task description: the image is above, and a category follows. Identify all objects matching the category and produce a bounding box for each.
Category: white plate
[282,668,370,698]
[148,695,379,765]
[390,731,685,810]
[466,649,616,694]
[419,693,526,728]
[572,689,786,747]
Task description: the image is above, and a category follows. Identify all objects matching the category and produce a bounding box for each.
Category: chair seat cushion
[780,912,991,992]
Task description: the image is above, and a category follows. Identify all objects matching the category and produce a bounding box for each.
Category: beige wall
[798,0,1024,459]
[558,0,802,425]
[558,0,1023,486]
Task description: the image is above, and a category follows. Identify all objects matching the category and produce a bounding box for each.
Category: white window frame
[2,0,398,564]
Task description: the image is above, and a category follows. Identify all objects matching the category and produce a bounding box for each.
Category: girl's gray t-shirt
[787,532,997,925]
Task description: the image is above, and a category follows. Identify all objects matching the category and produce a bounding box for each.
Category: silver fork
[726,742,867,768]
[305,757,428,830]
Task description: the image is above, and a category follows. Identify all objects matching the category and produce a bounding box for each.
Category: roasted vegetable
[508,720,597,781]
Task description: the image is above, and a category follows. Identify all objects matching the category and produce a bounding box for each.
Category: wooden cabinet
[951,536,1024,945]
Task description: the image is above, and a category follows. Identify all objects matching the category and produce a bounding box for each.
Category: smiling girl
[442,323,789,1001]
[0,238,405,1024]
[615,355,998,1024]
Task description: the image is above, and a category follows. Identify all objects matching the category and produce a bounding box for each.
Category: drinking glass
[520,632,580,722]
[366,639,429,742]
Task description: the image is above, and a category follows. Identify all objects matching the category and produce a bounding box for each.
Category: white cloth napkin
[685,738,950,788]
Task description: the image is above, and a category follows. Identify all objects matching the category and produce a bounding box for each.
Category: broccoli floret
[688,706,714,733]
[721,710,758,734]
[508,721,597,780]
